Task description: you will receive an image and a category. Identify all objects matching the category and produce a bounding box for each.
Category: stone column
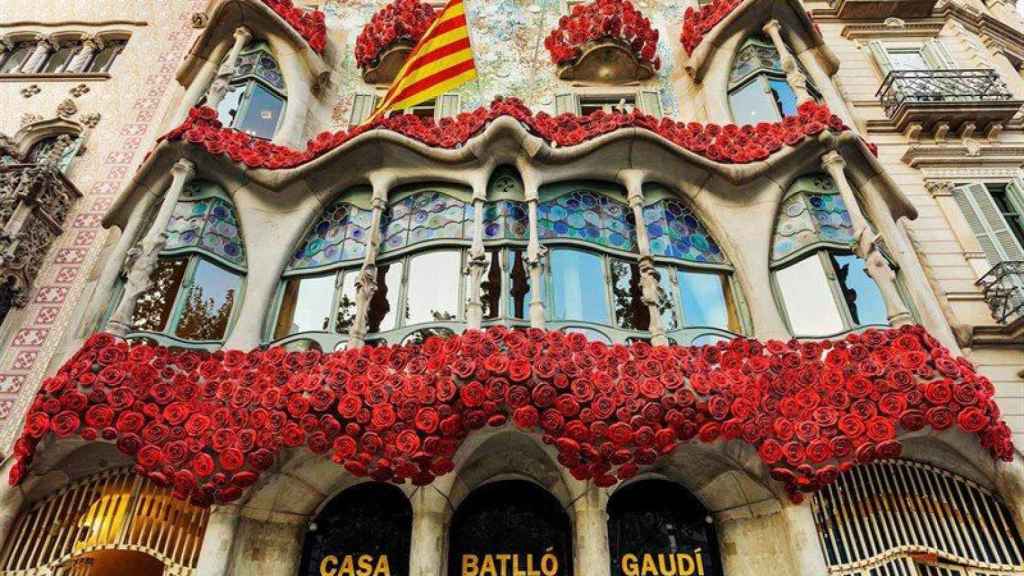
[348,178,389,348]
[105,159,195,336]
[0,459,25,554]
[67,36,102,73]
[19,36,55,74]
[409,487,448,576]
[622,171,668,346]
[573,485,611,576]
[781,500,829,575]
[465,184,487,329]
[195,505,240,576]
[821,151,912,326]
[525,182,547,328]
[763,20,812,104]
[206,26,252,109]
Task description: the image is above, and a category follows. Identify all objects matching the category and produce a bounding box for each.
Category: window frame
[0,42,35,74]
[114,181,247,349]
[211,41,288,140]
[727,35,821,124]
[85,38,128,73]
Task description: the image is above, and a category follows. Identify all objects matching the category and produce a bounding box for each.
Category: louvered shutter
[867,40,894,77]
[952,183,1024,264]
[437,93,462,119]
[1007,177,1024,223]
[349,93,378,127]
[637,90,663,117]
[554,93,580,116]
[922,38,957,70]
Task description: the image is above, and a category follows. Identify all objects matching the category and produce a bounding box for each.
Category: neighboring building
[0,0,1023,575]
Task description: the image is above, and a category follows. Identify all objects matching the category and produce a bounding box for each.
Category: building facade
[1,0,1024,575]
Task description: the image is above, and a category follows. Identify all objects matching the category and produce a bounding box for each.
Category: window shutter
[867,40,894,77]
[1006,177,1024,231]
[437,93,462,119]
[637,90,663,117]
[349,93,378,127]
[922,38,957,70]
[554,93,580,116]
[952,183,1024,264]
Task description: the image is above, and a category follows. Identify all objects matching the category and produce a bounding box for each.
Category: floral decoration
[11,325,1013,507]
[544,0,661,71]
[260,0,327,54]
[162,99,849,171]
[680,0,741,55]
[355,0,437,71]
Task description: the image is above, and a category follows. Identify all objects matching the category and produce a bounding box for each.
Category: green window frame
[209,41,287,140]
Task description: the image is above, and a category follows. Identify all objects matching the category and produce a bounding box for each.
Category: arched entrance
[448,480,572,576]
[608,479,723,576]
[299,482,412,576]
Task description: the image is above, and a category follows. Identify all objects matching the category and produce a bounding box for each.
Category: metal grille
[976,261,1024,325]
[811,460,1024,575]
[0,468,209,575]
[876,69,1014,118]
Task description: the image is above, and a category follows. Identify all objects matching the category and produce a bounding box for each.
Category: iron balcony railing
[977,261,1024,325]
[876,69,1014,118]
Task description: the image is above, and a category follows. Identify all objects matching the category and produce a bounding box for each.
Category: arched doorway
[448,480,572,576]
[607,479,722,576]
[299,482,412,576]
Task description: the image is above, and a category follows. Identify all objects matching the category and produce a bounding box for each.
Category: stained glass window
[382,191,472,252]
[538,190,635,251]
[728,35,819,124]
[288,200,372,271]
[771,175,855,262]
[164,181,246,267]
[482,200,529,241]
[644,199,726,264]
[210,40,286,140]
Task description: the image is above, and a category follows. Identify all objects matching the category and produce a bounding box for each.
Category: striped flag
[367,0,477,122]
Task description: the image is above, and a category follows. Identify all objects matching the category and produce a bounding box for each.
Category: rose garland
[544,0,661,71]
[355,0,437,71]
[162,98,850,171]
[11,326,1013,507]
[260,0,327,54]
[680,0,741,55]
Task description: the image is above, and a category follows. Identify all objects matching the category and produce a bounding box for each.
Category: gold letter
[621,554,639,576]
[695,549,704,576]
[480,555,498,576]
[676,554,694,576]
[374,555,391,576]
[339,555,356,576]
[540,553,558,576]
[641,554,658,576]
[357,555,374,576]
[320,555,339,576]
[463,555,480,576]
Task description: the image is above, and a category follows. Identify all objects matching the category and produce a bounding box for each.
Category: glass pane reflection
[776,255,844,336]
[132,257,188,333]
[174,259,241,341]
[678,270,735,331]
[369,261,403,333]
[729,78,780,124]
[237,83,284,140]
[334,271,359,333]
[832,253,888,327]
[610,258,648,331]
[406,251,460,325]
[769,79,798,117]
[215,84,245,128]
[550,249,609,324]
[276,274,334,338]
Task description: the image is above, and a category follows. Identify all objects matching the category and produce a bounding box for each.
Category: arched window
[0,468,209,576]
[728,35,817,124]
[272,190,374,350]
[771,173,890,337]
[212,40,287,140]
[40,38,82,73]
[540,182,740,344]
[448,480,573,576]
[0,41,36,74]
[477,167,530,323]
[121,179,246,344]
[608,480,723,576]
[300,483,412,576]
[86,38,127,73]
[812,460,1024,575]
[26,134,81,173]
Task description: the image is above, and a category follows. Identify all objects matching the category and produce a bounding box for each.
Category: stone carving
[70,84,90,98]
[884,17,907,28]
[191,11,210,28]
[67,37,101,73]
[81,112,101,128]
[20,85,40,99]
[19,113,42,127]
[347,193,386,347]
[56,99,78,119]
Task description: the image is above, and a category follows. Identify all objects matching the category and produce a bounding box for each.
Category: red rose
[926,406,955,430]
[513,406,539,429]
[52,411,81,438]
[758,439,783,464]
[460,381,485,408]
[26,412,50,439]
[837,414,864,438]
[220,448,245,472]
[192,453,215,478]
[806,438,832,463]
[85,405,114,429]
[370,405,396,430]
[925,380,953,406]
[957,407,989,433]
[138,444,163,469]
[185,414,211,437]
[865,417,896,442]
[875,440,902,460]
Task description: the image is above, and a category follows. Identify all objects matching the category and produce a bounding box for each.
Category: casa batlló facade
[1,0,1024,575]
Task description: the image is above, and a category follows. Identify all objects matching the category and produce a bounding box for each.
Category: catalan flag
[368,0,477,122]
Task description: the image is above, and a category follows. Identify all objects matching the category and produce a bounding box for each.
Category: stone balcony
[829,0,938,18]
[876,69,1022,139]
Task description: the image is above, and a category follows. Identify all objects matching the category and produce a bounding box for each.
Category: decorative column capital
[82,35,105,51]
[170,158,196,181]
[761,19,782,38]
[233,26,253,46]
[924,180,955,198]
[821,150,847,173]
[0,38,13,52]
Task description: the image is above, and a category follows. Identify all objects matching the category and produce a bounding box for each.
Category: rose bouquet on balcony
[544,0,661,71]
[261,0,327,54]
[680,0,741,55]
[355,0,437,71]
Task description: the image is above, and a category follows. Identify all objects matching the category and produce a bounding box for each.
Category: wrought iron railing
[876,69,1014,118]
[977,261,1024,325]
